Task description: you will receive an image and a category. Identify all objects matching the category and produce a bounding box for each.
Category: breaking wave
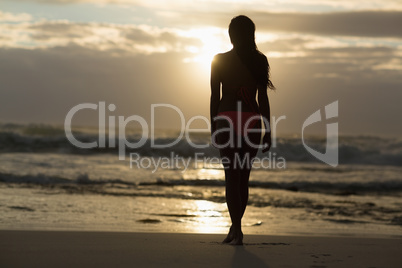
[1,122,401,166]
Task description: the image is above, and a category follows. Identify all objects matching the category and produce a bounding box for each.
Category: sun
[196,33,223,68]
[183,27,230,70]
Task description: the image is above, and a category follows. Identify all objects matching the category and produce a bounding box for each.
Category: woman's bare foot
[228,229,243,245]
[222,226,234,243]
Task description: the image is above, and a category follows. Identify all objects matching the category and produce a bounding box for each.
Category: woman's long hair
[229,15,275,89]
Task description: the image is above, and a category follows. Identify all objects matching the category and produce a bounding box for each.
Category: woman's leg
[239,128,261,223]
[219,144,243,244]
[239,166,251,218]
[218,129,261,245]
[224,165,243,245]
[224,167,242,229]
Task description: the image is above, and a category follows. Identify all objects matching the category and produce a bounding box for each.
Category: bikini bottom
[214,111,261,167]
[216,111,261,137]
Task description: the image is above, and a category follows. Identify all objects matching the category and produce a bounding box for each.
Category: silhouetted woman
[210,15,275,245]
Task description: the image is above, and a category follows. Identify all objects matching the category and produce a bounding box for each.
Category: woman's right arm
[210,55,221,135]
[257,85,272,153]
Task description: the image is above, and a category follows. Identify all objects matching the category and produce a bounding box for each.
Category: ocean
[0,123,401,237]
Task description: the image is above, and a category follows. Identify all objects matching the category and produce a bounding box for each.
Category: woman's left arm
[257,85,271,153]
[210,55,221,135]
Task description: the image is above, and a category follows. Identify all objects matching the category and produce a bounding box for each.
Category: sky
[0,0,401,136]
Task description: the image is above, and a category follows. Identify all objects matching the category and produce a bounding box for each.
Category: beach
[1,230,401,267]
[1,124,402,267]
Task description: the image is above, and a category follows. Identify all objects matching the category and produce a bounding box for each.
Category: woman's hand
[261,133,272,153]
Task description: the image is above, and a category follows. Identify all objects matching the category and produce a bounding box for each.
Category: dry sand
[0,230,401,267]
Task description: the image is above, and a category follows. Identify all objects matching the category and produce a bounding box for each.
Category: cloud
[0,45,209,128]
[28,21,94,40]
[122,27,202,50]
[259,37,312,52]
[1,19,202,54]
[170,10,402,38]
[0,41,401,135]
[266,50,402,136]
[253,11,402,38]
[0,11,32,22]
[11,0,402,12]
[1,6,401,135]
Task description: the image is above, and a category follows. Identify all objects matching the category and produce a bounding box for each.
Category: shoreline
[1,230,401,267]
[0,226,401,240]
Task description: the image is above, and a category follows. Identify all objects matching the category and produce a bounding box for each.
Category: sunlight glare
[197,168,224,180]
[182,27,230,70]
[190,200,228,233]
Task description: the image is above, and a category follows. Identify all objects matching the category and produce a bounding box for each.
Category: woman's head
[228,15,256,49]
[228,15,275,89]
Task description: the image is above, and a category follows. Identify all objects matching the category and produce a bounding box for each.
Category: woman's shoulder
[255,50,268,62]
[213,50,234,60]
[212,51,236,69]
